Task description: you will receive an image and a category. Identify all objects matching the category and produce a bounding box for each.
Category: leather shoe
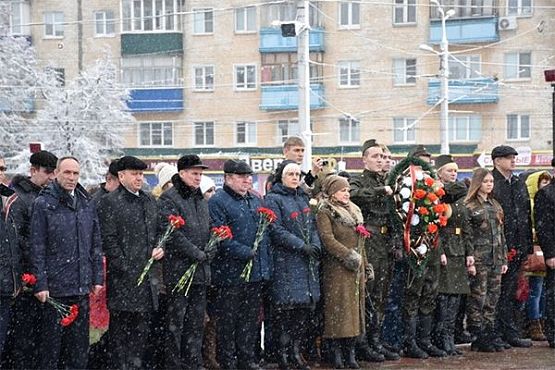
[506,337,532,348]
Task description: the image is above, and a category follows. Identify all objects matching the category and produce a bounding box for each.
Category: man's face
[438,167,458,184]
[225,173,252,195]
[55,158,80,192]
[179,168,203,189]
[30,166,55,187]
[362,146,383,172]
[0,158,7,184]
[382,151,392,172]
[495,155,516,172]
[283,145,305,164]
[105,174,120,192]
[119,170,144,193]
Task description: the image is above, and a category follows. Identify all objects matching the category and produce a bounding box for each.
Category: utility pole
[77,0,83,72]
[438,4,451,155]
[297,0,311,173]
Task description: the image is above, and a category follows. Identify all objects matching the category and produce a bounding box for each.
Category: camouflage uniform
[465,197,507,334]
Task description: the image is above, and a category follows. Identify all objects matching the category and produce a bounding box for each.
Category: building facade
[2,0,553,181]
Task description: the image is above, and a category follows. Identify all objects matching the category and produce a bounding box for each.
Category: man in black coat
[534,159,555,348]
[98,155,162,369]
[3,150,57,369]
[91,159,120,207]
[158,154,212,369]
[30,156,104,369]
[491,145,533,348]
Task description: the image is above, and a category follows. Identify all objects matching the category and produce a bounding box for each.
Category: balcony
[427,78,499,105]
[429,17,499,44]
[127,87,183,113]
[260,84,325,111]
[121,32,183,56]
[259,27,325,53]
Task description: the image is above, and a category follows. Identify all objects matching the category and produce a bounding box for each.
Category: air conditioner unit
[498,16,517,31]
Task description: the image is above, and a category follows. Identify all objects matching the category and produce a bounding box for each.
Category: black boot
[355,335,384,362]
[445,296,463,356]
[342,338,359,369]
[402,316,429,359]
[417,314,447,357]
[290,340,310,370]
[367,311,400,361]
[434,294,451,354]
[278,334,291,370]
[330,340,344,369]
[470,328,496,352]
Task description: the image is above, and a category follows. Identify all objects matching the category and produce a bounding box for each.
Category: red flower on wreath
[435,187,446,197]
[424,177,435,187]
[418,207,429,216]
[427,193,439,203]
[433,204,446,214]
[438,215,448,227]
[414,189,427,200]
[427,223,439,234]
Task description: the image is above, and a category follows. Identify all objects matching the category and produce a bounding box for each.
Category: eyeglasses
[0,166,6,172]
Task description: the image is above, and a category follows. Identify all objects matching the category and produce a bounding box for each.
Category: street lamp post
[423,1,455,155]
[297,0,312,173]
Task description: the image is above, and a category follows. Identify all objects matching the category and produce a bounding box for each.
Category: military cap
[29,151,58,171]
[435,154,457,171]
[361,139,379,155]
[491,145,518,160]
[108,159,120,177]
[118,156,147,171]
[177,154,209,171]
[223,159,253,175]
[408,144,432,158]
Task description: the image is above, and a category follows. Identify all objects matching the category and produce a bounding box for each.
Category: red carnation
[290,211,300,220]
[427,193,439,203]
[21,273,37,286]
[427,223,438,234]
[414,189,427,200]
[424,177,435,187]
[257,207,277,223]
[168,214,185,228]
[302,207,311,214]
[417,207,429,216]
[355,225,371,238]
[212,225,233,240]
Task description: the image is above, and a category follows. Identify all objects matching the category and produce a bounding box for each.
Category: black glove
[205,247,217,261]
[196,251,207,263]
[302,244,319,259]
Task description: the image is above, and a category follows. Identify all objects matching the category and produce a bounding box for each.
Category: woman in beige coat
[317,175,367,369]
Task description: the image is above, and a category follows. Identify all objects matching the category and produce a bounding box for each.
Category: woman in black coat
[265,160,321,370]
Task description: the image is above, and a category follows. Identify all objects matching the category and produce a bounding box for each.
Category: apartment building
[2,0,553,184]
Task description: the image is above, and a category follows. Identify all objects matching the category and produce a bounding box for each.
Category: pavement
[303,342,555,370]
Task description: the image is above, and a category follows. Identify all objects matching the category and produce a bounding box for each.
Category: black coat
[0,206,21,296]
[158,175,211,289]
[30,181,104,297]
[6,175,42,273]
[535,181,555,260]
[492,168,533,261]
[98,185,159,312]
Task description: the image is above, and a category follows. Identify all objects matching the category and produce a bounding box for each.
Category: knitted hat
[200,175,216,195]
[155,163,178,189]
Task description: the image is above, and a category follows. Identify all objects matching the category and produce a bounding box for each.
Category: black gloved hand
[302,244,319,259]
[205,247,217,261]
[196,251,207,263]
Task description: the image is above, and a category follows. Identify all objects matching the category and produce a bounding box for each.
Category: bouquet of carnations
[21,273,79,326]
[240,207,277,282]
[137,214,185,286]
[173,225,233,296]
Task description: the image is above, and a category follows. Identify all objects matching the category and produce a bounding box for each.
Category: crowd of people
[0,136,553,370]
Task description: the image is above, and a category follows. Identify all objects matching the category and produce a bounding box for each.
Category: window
[338,61,360,87]
[122,56,182,87]
[431,1,495,19]
[504,52,531,79]
[193,8,213,34]
[193,65,214,91]
[449,55,480,79]
[122,0,180,32]
[339,117,360,143]
[236,121,257,145]
[261,53,323,85]
[235,6,256,33]
[393,117,416,144]
[3,1,30,35]
[44,12,64,38]
[139,122,173,146]
[508,0,532,16]
[194,122,214,146]
[449,115,481,142]
[394,0,416,24]
[278,120,300,143]
[339,1,360,29]
[234,64,256,90]
[507,114,530,140]
[94,10,115,36]
[393,58,416,85]
[261,3,321,28]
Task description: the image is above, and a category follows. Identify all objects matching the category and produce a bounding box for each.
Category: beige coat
[317,199,366,339]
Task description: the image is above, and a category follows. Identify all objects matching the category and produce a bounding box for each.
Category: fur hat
[322,175,350,197]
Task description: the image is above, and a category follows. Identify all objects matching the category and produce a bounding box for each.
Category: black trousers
[496,259,522,338]
[109,310,152,369]
[38,294,89,369]
[544,267,555,345]
[165,284,206,369]
[3,293,42,369]
[214,283,262,369]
